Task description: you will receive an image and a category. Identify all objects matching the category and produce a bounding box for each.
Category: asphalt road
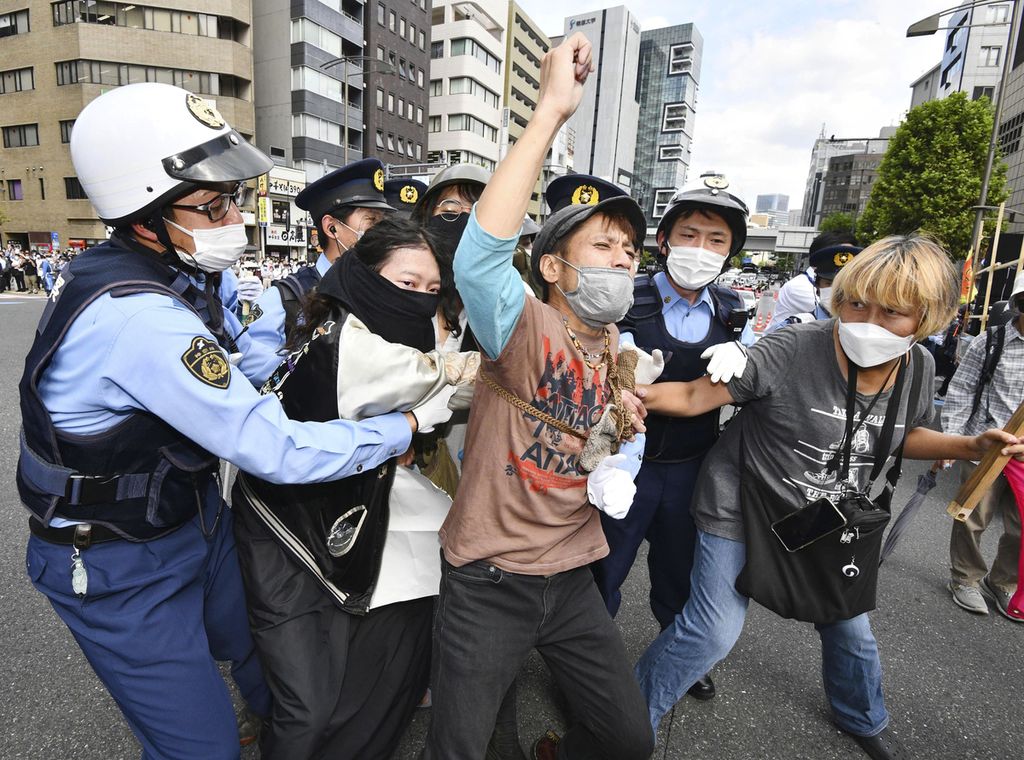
[0,293,1019,760]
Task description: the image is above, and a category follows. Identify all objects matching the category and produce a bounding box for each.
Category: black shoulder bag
[734,348,924,623]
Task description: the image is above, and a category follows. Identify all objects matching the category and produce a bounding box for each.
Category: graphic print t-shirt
[693,319,935,542]
[440,296,615,575]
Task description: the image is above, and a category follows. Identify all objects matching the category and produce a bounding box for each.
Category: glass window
[653,189,675,218]
[376,87,384,108]
[387,133,395,151]
[377,3,385,25]
[0,8,30,36]
[397,136,404,153]
[417,69,424,88]
[428,115,441,132]
[388,93,394,112]
[415,143,422,160]
[980,45,1002,67]
[59,119,75,143]
[988,4,1010,23]
[668,43,693,76]
[406,141,415,158]
[399,18,405,38]
[658,145,685,161]
[407,101,414,120]
[376,130,384,149]
[399,58,407,79]
[8,179,23,200]
[388,10,395,31]
[2,123,39,148]
[398,97,405,115]
[416,107,423,124]
[430,79,442,96]
[0,67,33,94]
[662,103,686,132]
[64,177,87,200]
[377,45,385,61]
[430,41,443,59]
[419,30,425,50]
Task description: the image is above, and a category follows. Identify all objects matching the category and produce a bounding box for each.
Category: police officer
[766,231,860,332]
[247,158,395,350]
[384,177,428,220]
[592,175,751,701]
[16,83,446,760]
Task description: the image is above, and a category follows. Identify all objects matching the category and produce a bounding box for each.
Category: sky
[514,0,950,212]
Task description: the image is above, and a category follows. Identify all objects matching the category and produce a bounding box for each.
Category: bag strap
[828,357,903,481]
[970,324,1005,419]
[874,346,926,512]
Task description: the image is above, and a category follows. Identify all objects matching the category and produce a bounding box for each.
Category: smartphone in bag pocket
[771,497,848,553]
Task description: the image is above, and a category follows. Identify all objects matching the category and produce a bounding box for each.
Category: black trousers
[421,557,654,760]
[233,502,432,760]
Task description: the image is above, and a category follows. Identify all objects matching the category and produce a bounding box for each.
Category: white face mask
[665,246,726,290]
[818,286,833,314]
[331,219,365,252]
[166,219,248,273]
[837,319,916,368]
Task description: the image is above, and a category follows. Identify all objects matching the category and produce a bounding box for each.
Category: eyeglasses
[169,183,251,222]
[434,199,473,221]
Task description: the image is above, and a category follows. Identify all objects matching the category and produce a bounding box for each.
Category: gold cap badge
[185,93,225,130]
[400,185,419,204]
[373,168,385,192]
[572,184,599,206]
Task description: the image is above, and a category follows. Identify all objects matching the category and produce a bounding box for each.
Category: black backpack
[970,324,1007,419]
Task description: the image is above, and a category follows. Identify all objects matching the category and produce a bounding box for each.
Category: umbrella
[880,463,940,564]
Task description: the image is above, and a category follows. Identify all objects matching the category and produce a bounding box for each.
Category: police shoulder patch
[181,336,231,389]
[249,304,264,322]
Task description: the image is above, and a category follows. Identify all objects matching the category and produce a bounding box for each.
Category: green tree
[857,92,1008,258]
[819,212,856,236]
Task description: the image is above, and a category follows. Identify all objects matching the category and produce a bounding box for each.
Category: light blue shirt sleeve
[618,434,645,480]
[38,293,412,485]
[222,304,285,386]
[453,207,527,359]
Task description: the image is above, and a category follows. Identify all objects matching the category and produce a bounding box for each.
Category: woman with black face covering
[230,217,478,760]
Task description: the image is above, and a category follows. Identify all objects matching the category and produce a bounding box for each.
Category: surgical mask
[837,319,916,368]
[665,246,726,290]
[330,219,365,252]
[554,256,634,328]
[818,286,833,314]
[165,219,248,273]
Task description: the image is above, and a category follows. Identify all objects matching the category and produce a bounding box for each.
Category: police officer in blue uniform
[592,175,751,702]
[247,158,395,351]
[16,83,439,760]
[384,177,428,220]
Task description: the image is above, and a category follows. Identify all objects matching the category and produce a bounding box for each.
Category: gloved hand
[616,343,667,385]
[587,453,637,520]
[411,386,457,433]
[700,340,747,384]
[236,276,264,302]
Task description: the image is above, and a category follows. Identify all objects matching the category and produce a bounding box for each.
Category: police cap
[384,178,427,219]
[296,158,393,222]
[810,244,862,279]
[545,174,627,214]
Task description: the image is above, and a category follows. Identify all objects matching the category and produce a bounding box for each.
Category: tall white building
[427,0,508,171]
[908,1,1011,110]
[800,128,894,228]
[562,6,642,189]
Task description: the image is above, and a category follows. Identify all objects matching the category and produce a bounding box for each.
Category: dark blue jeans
[421,557,654,760]
[635,531,889,738]
[593,458,704,628]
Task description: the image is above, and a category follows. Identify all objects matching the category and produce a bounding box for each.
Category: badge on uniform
[249,304,264,322]
[400,184,419,204]
[373,168,385,192]
[181,336,231,389]
[185,93,226,129]
[571,184,599,206]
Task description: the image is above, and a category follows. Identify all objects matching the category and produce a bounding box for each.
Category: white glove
[700,340,747,384]
[618,343,667,385]
[411,385,457,433]
[586,454,637,520]
[236,276,264,302]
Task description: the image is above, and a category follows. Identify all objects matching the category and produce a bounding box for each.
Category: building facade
[818,152,884,224]
[502,1,548,218]
[365,0,430,168]
[0,1,257,250]
[631,23,702,222]
[428,0,507,172]
[253,0,363,183]
[995,4,1024,233]
[800,128,893,228]
[562,6,641,189]
[755,193,789,228]
[908,1,1011,110]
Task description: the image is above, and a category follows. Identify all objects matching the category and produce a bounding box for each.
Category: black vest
[620,275,744,462]
[273,264,322,340]
[233,306,395,615]
[17,240,224,540]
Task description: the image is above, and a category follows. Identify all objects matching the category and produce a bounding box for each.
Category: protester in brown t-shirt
[420,34,655,760]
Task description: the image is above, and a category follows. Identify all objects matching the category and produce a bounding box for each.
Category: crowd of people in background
[0,243,75,295]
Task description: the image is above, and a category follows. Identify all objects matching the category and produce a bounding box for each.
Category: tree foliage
[819,212,856,236]
[857,92,1008,258]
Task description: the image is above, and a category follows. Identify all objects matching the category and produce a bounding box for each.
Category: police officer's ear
[656,231,669,257]
[319,214,336,239]
[131,219,160,243]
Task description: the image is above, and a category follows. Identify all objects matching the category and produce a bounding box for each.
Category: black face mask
[425,212,471,259]
[317,250,439,352]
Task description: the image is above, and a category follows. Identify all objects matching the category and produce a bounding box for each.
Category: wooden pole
[948,401,1024,522]
[980,202,1006,333]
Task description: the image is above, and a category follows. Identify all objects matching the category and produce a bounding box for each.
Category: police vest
[621,276,744,462]
[17,240,223,540]
[272,264,322,339]
[233,305,395,616]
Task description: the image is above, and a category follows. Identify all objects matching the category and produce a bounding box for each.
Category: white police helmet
[71,83,272,225]
[657,172,749,255]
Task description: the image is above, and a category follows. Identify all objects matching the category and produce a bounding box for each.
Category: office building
[818,152,885,223]
[908,1,1011,110]
[631,22,703,221]
[502,2,549,217]
[800,128,893,228]
[428,0,507,172]
[562,6,641,189]
[0,1,257,250]
[365,0,430,167]
[755,193,789,228]
[253,0,364,182]
[995,7,1024,232]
